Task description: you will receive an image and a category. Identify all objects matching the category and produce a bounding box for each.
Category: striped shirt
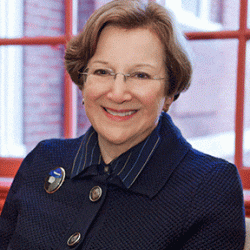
[70,116,162,189]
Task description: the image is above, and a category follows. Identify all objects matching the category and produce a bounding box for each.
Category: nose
[106,74,132,103]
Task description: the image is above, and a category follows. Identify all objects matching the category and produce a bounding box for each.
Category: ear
[163,96,174,112]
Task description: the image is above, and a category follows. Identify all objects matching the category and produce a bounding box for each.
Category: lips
[103,107,137,117]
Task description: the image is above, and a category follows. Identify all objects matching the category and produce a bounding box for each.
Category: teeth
[105,108,136,117]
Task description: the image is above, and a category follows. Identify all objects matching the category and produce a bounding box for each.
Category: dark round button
[44,167,65,194]
[67,232,81,247]
[89,186,102,202]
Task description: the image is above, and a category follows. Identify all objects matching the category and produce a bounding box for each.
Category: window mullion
[64,0,77,138]
[234,0,248,168]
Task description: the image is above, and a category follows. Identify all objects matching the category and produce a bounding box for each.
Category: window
[0,0,79,156]
[170,39,238,163]
[164,0,223,31]
[0,0,250,192]
[0,0,25,156]
[161,0,250,189]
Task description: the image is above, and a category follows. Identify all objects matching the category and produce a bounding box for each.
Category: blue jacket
[0,113,246,249]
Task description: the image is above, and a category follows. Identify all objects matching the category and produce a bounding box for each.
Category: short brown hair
[64,0,192,100]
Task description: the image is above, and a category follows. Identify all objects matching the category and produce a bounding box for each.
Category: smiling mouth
[103,107,137,117]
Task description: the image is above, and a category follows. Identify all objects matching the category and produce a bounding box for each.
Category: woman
[0,0,245,249]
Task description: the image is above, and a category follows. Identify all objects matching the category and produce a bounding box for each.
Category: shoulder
[183,147,239,178]
[31,136,83,163]
[36,135,84,150]
[163,146,243,203]
[15,136,85,182]
[34,136,83,157]
[177,148,243,205]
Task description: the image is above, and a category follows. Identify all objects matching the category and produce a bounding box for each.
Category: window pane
[24,0,65,37]
[244,41,250,166]
[23,45,65,154]
[166,0,239,32]
[77,0,95,33]
[182,0,200,17]
[0,46,25,157]
[169,40,238,163]
[0,0,65,38]
[0,45,65,157]
[0,0,24,38]
[76,0,94,137]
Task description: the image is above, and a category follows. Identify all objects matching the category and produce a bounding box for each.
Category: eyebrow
[91,60,109,65]
[91,60,157,69]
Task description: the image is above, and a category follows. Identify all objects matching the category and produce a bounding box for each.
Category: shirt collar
[70,118,161,189]
[70,128,101,178]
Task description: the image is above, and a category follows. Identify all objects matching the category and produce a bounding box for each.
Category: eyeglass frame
[78,67,167,83]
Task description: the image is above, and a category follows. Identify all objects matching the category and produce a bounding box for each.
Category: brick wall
[22,0,98,152]
[23,0,65,153]
[78,0,95,32]
[76,0,95,137]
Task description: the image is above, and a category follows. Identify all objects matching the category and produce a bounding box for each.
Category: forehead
[89,25,165,69]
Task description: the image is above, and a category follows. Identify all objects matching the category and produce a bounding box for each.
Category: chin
[104,134,130,146]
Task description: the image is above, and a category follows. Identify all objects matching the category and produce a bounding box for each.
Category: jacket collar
[68,112,191,198]
[70,118,161,189]
[128,113,191,198]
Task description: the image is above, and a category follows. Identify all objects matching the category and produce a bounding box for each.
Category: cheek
[83,83,106,101]
[138,86,165,109]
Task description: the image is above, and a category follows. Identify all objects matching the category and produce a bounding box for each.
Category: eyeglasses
[79,67,166,84]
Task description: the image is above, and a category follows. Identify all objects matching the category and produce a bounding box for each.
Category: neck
[97,122,159,164]
[98,137,134,164]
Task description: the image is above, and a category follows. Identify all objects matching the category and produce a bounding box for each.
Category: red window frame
[0,0,75,139]
[185,0,250,189]
[0,0,249,199]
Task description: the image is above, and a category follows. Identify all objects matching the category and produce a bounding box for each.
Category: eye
[131,72,152,80]
[92,68,111,76]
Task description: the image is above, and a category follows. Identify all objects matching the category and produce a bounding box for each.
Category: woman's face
[82,25,172,153]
